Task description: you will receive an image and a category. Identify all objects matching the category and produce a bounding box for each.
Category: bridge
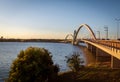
[65,24,120,68]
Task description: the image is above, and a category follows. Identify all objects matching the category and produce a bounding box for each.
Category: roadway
[82,40,120,60]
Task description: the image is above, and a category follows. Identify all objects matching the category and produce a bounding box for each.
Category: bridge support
[86,43,120,68]
[79,40,120,69]
[87,43,96,55]
[111,56,120,68]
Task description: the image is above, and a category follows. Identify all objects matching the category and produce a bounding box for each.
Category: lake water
[0,42,90,82]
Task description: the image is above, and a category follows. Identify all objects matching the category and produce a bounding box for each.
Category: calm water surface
[0,42,86,82]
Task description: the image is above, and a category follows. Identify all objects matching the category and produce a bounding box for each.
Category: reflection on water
[79,43,111,67]
[78,43,96,66]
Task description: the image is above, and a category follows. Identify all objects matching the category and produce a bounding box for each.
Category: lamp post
[104,26,108,40]
[97,31,100,40]
[115,18,120,40]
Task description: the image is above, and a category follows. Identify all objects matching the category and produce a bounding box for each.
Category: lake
[0,42,94,82]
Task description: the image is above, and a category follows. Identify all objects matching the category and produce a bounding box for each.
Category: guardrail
[84,40,120,53]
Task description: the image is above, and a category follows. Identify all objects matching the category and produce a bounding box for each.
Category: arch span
[74,24,96,42]
[65,34,73,42]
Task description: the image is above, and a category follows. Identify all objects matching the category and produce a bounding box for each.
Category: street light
[115,18,120,40]
[104,26,108,40]
[97,31,100,40]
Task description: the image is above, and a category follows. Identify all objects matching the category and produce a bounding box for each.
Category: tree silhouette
[7,47,59,82]
[66,52,84,72]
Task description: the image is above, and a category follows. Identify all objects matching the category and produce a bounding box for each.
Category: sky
[0,0,120,39]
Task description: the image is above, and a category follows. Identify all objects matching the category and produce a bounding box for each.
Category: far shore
[0,38,66,43]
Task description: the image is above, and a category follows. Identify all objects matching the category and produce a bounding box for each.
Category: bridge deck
[83,40,120,60]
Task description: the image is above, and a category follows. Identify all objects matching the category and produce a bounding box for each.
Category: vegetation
[7,47,59,82]
[6,47,120,82]
[65,52,84,72]
[56,67,120,82]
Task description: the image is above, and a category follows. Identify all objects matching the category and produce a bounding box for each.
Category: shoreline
[0,39,65,43]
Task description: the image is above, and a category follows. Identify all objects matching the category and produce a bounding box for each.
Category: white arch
[74,24,96,42]
[65,34,73,41]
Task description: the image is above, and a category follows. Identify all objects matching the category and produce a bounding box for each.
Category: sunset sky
[0,0,120,39]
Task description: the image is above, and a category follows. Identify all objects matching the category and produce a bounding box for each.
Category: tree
[65,52,84,72]
[7,47,59,82]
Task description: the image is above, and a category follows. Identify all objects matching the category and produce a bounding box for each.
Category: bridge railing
[85,39,120,53]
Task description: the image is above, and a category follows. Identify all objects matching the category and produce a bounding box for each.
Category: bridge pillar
[72,30,77,45]
[87,43,92,51]
[72,41,74,45]
[87,44,96,55]
[111,56,120,68]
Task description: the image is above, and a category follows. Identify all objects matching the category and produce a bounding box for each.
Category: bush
[65,52,84,72]
[7,47,59,82]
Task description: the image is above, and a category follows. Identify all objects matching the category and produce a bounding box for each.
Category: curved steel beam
[74,24,96,41]
[65,34,73,41]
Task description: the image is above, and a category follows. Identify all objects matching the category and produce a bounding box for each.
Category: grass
[52,67,120,82]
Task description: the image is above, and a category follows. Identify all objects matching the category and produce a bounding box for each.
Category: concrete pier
[85,41,120,68]
[111,56,120,68]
